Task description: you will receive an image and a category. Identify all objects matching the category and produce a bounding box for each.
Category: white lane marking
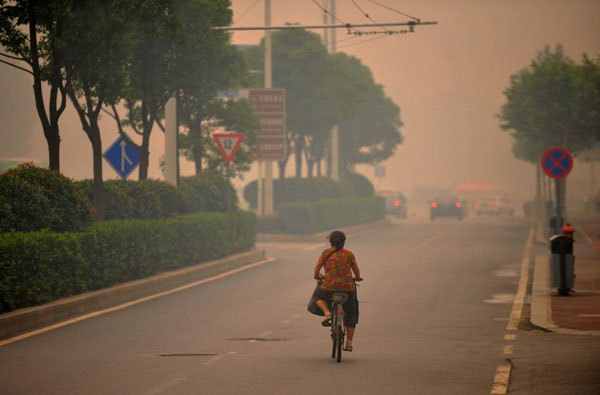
[258,331,272,338]
[504,334,516,341]
[409,224,459,251]
[306,242,327,251]
[0,257,277,347]
[490,362,511,394]
[147,378,186,394]
[280,319,291,324]
[503,345,513,355]
[507,227,534,331]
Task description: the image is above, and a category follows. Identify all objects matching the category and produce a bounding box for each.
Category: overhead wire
[234,0,261,24]
[309,0,360,35]
[350,0,392,33]
[337,34,389,49]
[365,0,420,22]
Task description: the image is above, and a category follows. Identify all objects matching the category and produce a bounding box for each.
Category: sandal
[343,344,353,352]
[321,314,332,327]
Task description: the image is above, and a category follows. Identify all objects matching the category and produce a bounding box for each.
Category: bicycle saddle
[332,293,348,304]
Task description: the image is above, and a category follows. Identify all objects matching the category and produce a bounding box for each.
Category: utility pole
[329,0,339,181]
[264,0,274,215]
[164,96,178,187]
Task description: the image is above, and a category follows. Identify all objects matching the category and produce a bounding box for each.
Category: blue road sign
[103,135,140,179]
[541,147,573,179]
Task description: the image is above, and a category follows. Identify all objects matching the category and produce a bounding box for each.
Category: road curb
[256,219,389,243]
[0,249,266,341]
[530,254,600,336]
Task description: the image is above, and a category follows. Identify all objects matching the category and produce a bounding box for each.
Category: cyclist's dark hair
[327,230,346,249]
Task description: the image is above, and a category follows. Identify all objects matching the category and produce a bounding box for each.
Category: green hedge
[0,163,93,232]
[257,196,385,235]
[243,173,371,210]
[0,210,256,313]
[76,173,237,220]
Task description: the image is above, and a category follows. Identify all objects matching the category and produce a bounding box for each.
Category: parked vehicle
[377,189,407,218]
[474,197,514,216]
[430,195,465,220]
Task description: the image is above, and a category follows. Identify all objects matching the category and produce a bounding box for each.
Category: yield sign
[213,133,245,164]
[541,147,573,179]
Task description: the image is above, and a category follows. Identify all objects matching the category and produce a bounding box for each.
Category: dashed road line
[504,334,516,341]
[503,345,513,355]
[490,362,511,394]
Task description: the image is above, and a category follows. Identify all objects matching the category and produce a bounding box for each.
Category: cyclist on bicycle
[313,230,362,351]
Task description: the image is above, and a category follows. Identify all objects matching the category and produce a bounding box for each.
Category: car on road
[474,197,514,216]
[430,195,464,220]
[377,189,407,218]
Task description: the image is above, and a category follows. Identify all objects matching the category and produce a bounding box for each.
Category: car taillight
[394,200,400,207]
[432,202,438,208]
[475,204,479,209]
[338,307,342,314]
[456,202,461,208]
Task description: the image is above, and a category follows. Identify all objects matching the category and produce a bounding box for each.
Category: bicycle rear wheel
[336,326,343,362]
[331,310,337,358]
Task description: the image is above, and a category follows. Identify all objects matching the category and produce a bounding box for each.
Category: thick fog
[1,0,599,205]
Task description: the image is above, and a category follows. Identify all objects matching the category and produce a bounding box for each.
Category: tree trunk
[45,125,61,171]
[294,137,303,177]
[278,161,286,179]
[138,129,151,180]
[91,133,104,221]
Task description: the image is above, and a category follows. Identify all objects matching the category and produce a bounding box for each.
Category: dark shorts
[313,287,358,327]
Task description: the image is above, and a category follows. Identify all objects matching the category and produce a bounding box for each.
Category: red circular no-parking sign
[541,147,573,179]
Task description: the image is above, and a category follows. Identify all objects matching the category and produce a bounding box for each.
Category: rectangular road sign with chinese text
[239,88,286,161]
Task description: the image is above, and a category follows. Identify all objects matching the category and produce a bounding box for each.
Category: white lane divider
[306,242,327,251]
[503,345,513,355]
[0,257,277,347]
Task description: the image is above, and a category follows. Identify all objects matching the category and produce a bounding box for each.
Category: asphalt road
[1,214,599,394]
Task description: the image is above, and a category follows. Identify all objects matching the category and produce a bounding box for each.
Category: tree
[180,98,259,179]
[1,0,74,171]
[109,0,234,181]
[65,0,154,220]
[498,44,600,216]
[175,0,256,176]
[242,28,333,178]
[499,45,600,160]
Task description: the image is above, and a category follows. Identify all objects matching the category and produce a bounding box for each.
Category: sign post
[103,135,140,179]
[213,133,245,212]
[541,147,573,234]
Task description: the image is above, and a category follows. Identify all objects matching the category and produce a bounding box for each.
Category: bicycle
[321,278,362,363]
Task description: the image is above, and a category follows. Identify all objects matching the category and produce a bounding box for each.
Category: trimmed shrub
[0,164,93,232]
[257,196,385,234]
[179,172,238,213]
[0,210,256,313]
[77,179,186,220]
[244,176,357,210]
[341,172,374,197]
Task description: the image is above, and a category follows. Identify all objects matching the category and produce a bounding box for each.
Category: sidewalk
[531,218,600,335]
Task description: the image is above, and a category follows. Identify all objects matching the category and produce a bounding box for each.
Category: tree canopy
[242,28,403,178]
[498,45,600,163]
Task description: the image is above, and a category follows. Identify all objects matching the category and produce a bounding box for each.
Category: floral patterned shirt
[318,248,357,292]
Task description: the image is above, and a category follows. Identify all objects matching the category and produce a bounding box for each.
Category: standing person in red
[313,230,362,351]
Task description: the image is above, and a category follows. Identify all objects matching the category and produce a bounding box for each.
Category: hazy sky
[1,0,599,201]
